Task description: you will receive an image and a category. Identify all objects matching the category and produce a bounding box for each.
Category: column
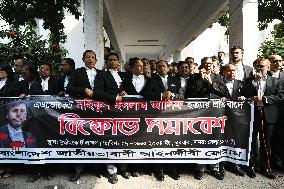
[173,50,181,63]
[229,0,258,66]
[83,0,104,69]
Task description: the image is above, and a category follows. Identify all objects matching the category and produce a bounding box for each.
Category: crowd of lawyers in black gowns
[0,46,284,184]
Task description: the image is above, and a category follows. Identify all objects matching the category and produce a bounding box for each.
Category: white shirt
[225,79,234,96]
[41,77,50,91]
[271,70,280,78]
[109,69,122,88]
[18,75,24,81]
[132,74,145,93]
[252,79,266,96]
[0,78,7,90]
[64,75,70,90]
[180,77,189,91]
[252,78,266,106]
[235,63,245,81]
[28,80,35,90]
[159,75,168,90]
[7,124,25,144]
[86,68,97,89]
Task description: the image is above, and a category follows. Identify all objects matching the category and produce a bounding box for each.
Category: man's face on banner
[7,103,27,129]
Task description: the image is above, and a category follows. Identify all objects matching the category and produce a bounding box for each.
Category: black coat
[122,74,151,98]
[29,77,59,95]
[242,74,284,123]
[93,71,126,103]
[143,74,181,100]
[184,73,226,99]
[57,74,67,93]
[224,79,244,100]
[0,79,18,97]
[66,67,103,98]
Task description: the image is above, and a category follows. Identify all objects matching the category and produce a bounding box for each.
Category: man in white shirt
[66,50,104,182]
[57,58,75,96]
[122,57,150,97]
[103,52,129,183]
[119,57,152,180]
[67,50,105,99]
[268,54,284,172]
[104,52,127,93]
[230,46,253,82]
[143,60,181,101]
[149,59,157,74]
[29,63,58,95]
[177,61,190,96]
[223,63,246,101]
[269,55,283,79]
[13,59,28,81]
[219,64,246,177]
[67,50,123,183]
[242,57,284,179]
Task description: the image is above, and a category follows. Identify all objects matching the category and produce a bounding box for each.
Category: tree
[0,0,81,74]
[216,0,284,56]
[217,0,284,31]
[258,0,284,57]
[258,0,284,30]
[0,0,81,45]
[0,23,67,75]
[258,23,284,57]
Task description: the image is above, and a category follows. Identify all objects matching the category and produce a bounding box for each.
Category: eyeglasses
[255,65,266,68]
[273,60,282,64]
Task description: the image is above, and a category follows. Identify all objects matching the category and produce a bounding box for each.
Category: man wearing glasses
[242,57,284,179]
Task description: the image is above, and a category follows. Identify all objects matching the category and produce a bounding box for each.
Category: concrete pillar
[229,0,258,66]
[173,50,181,63]
[83,0,104,69]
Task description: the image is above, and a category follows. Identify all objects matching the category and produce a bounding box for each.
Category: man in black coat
[100,52,129,183]
[185,57,225,180]
[0,64,15,97]
[13,58,28,82]
[143,60,182,101]
[268,55,284,172]
[119,57,151,179]
[143,60,181,181]
[12,64,40,98]
[29,63,58,95]
[67,51,123,103]
[57,58,75,96]
[223,63,246,101]
[28,63,59,182]
[66,50,116,182]
[219,63,246,177]
[66,50,100,98]
[122,57,151,98]
[229,46,253,82]
[242,57,284,179]
[185,57,227,100]
[93,52,126,103]
[175,61,191,99]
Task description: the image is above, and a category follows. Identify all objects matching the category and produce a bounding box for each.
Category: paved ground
[0,167,284,189]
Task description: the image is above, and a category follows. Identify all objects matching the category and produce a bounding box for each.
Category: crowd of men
[0,46,284,184]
